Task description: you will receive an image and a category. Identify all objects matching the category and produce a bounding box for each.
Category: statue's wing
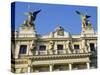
[75,10,81,15]
[86,15,91,18]
[33,10,41,21]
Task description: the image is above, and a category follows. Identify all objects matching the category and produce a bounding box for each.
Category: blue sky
[14,2,97,35]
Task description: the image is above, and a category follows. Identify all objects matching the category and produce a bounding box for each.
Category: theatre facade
[11,10,97,73]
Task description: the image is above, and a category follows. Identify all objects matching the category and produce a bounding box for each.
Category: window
[57,45,63,50]
[90,43,95,51]
[39,45,46,50]
[74,45,80,49]
[19,45,27,54]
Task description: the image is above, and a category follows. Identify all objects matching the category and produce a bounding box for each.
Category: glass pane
[19,45,27,54]
[57,45,63,50]
[90,43,95,51]
[39,45,46,50]
[74,45,80,49]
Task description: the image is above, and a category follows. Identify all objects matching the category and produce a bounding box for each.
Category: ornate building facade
[11,10,97,73]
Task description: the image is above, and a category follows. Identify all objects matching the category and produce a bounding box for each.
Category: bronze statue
[76,11,91,18]
[75,11,91,29]
[23,10,41,27]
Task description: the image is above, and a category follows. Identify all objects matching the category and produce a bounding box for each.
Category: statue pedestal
[18,26,36,37]
[81,28,95,36]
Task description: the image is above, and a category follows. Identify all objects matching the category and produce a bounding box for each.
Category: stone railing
[32,49,90,55]
[57,50,66,54]
[73,49,81,54]
[32,50,47,55]
[38,50,47,55]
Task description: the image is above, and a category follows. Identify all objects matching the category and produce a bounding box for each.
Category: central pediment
[40,26,71,38]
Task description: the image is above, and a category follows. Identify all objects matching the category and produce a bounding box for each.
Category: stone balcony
[31,49,90,55]
[32,50,67,55]
[18,49,91,59]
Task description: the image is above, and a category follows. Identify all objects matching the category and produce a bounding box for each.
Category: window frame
[19,45,27,54]
[57,44,63,50]
[74,44,80,50]
[89,43,95,51]
[39,45,46,51]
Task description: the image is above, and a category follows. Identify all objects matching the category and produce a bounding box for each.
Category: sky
[13,2,97,35]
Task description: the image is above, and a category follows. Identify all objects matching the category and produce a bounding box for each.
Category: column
[95,43,97,52]
[54,42,58,54]
[36,50,38,55]
[49,64,53,72]
[15,42,20,58]
[87,43,90,52]
[69,64,72,70]
[53,49,57,54]
[86,62,90,69]
[28,66,31,73]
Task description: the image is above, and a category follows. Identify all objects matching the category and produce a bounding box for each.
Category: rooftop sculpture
[75,10,92,30]
[23,10,41,27]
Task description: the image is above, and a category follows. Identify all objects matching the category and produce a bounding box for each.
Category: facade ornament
[82,40,89,53]
[30,43,36,50]
[67,41,73,53]
[85,42,89,53]
[56,26,64,36]
[48,41,54,54]
[30,40,36,52]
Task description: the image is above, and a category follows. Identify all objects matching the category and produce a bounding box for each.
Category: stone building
[11,10,97,73]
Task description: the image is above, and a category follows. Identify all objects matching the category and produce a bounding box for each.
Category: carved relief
[48,41,54,54]
[56,26,64,36]
[82,40,89,53]
[30,40,36,52]
[67,41,73,53]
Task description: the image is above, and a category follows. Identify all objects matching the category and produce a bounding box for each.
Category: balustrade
[31,49,91,55]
